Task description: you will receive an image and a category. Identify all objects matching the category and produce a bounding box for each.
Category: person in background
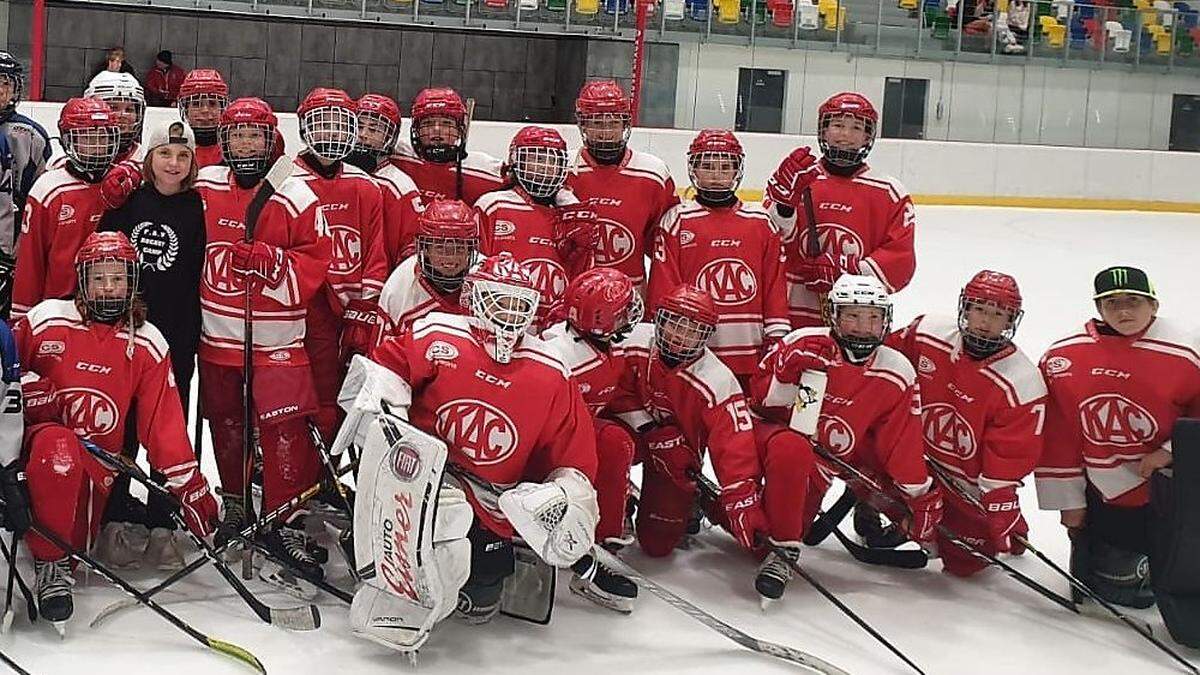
[91,46,137,81]
[144,51,186,108]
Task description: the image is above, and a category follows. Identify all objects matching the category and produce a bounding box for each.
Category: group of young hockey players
[0,42,1198,672]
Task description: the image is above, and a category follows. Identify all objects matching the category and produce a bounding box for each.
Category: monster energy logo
[1110,268,1129,287]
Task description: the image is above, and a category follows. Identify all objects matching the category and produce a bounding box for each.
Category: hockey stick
[305,422,356,579]
[454,98,476,201]
[803,486,856,546]
[89,482,321,629]
[80,441,320,631]
[0,532,34,630]
[810,444,1080,613]
[925,463,1198,675]
[692,473,927,675]
[23,516,265,674]
[0,648,31,675]
[804,487,928,568]
[231,531,354,605]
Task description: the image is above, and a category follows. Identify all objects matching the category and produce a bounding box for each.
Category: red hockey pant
[593,419,636,543]
[24,424,116,562]
[304,292,345,446]
[937,482,1028,577]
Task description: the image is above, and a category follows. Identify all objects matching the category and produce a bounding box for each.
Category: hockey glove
[0,462,31,536]
[231,241,286,287]
[644,425,700,492]
[340,298,383,361]
[794,252,861,295]
[164,462,219,538]
[765,147,819,207]
[21,374,60,425]
[499,467,599,567]
[555,205,600,271]
[100,161,143,210]
[980,486,1023,553]
[719,478,769,552]
[903,485,943,544]
[771,334,839,384]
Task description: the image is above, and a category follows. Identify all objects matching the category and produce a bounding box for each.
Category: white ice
[4,205,1199,675]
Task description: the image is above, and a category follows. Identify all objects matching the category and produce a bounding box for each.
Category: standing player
[648,129,789,386]
[11,98,121,319]
[13,232,217,630]
[84,72,145,165]
[889,270,1046,576]
[347,94,423,267]
[194,98,332,581]
[1037,266,1200,608]
[292,87,388,445]
[377,199,478,336]
[764,92,915,329]
[750,275,941,598]
[566,80,677,292]
[176,68,229,169]
[391,87,504,204]
[478,126,598,321]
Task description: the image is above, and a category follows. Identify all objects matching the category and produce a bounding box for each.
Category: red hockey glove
[555,205,600,268]
[164,463,218,538]
[903,486,943,544]
[231,241,286,286]
[795,251,862,295]
[980,486,1023,553]
[21,375,60,425]
[644,426,699,492]
[765,147,819,207]
[719,479,769,552]
[100,161,143,210]
[772,335,839,384]
[340,298,383,361]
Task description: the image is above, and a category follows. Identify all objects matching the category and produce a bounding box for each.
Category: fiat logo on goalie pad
[595,218,635,265]
[435,399,519,466]
[59,387,120,436]
[524,259,568,301]
[329,225,363,274]
[389,443,422,482]
[922,403,977,460]
[1079,394,1158,447]
[817,224,864,259]
[695,258,757,306]
[817,415,855,457]
[203,242,246,297]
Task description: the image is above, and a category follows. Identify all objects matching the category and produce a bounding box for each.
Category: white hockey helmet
[464,253,540,364]
[85,71,144,153]
[824,274,892,361]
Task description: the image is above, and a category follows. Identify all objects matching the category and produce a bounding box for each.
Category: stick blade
[207,636,267,674]
[270,604,321,631]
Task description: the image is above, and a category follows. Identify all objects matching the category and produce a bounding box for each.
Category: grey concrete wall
[585,38,678,128]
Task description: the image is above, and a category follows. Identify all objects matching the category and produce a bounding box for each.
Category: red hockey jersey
[648,200,790,377]
[194,144,223,169]
[540,321,626,415]
[194,165,331,368]
[890,314,1047,494]
[565,149,678,287]
[14,299,196,475]
[372,161,424,267]
[1036,318,1200,509]
[376,256,466,337]
[372,313,598,537]
[765,164,916,327]
[390,141,505,205]
[752,327,930,495]
[292,158,388,308]
[608,324,761,489]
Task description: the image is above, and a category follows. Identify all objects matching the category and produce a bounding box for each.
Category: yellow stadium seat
[1046,23,1066,46]
[576,0,600,13]
[1133,0,1151,9]
[716,0,741,22]
[388,0,413,5]
[1155,32,1172,53]
[1141,9,1160,25]
[818,0,837,16]
[822,5,845,29]
[1039,15,1058,32]
[995,0,1007,10]
[898,0,917,9]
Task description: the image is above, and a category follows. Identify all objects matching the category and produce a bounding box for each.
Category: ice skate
[35,558,73,637]
[569,553,638,613]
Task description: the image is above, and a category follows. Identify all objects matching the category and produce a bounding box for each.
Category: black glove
[0,463,31,536]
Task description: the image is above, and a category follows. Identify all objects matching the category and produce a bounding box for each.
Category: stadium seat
[1106,20,1133,50]
[772,3,795,25]
[716,0,741,22]
[1154,0,1174,25]
[604,0,630,13]
[387,0,414,6]
[1053,0,1074,21]
[519,0,538,8]
[932,14,951,37]
[1177,28,1196,52]
[576,0,600,13]
[822,4,846,28]
[899,0,918,9]
[799,0,820,27]
[1046,22,1067,45]
[817,0,837,17]
[664,0,685,17]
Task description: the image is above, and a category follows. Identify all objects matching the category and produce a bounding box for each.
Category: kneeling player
[336,253,600,653]
[10,232,217,631]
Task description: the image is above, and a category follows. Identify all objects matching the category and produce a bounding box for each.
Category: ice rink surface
[3,205,1200,675]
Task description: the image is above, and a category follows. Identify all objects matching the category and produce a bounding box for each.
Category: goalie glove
[499,467,599,568]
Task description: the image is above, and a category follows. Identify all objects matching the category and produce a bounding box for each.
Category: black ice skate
[569,553,638,613]
[214,492,247,561]
[258,522,326,600]
[35,558,73,636]
[853,502,909,549]
[755,545,800,609]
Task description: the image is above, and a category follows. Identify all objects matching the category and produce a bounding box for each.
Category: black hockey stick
[23,516,264,674]
[692,473,927,675]
[804,486,856,546]
[925,463,1198,675]
[805,487,927,568]
[89,482,321,629]
[81,441,320,631]
[0,647,31,675]
[231,531,354,605]
[0,531,34,629]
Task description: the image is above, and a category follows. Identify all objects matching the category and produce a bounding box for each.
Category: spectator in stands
[91,46,138,81]
[145,51,187,108]
[1002,0,1031,53]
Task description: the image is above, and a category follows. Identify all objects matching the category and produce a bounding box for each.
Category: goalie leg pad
[333,355,412,459]
[1150,418,1200,646]
[1072,530,1154,610]
[498,467,598,568]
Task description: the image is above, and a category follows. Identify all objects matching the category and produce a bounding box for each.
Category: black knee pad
[1072,534,1154,609]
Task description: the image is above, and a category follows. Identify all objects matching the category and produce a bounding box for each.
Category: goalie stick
[80,441,321,632]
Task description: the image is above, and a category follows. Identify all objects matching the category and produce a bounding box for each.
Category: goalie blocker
[1151,418,1200,648]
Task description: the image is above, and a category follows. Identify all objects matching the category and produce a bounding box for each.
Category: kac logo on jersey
[203,242,246,297]
[435,399,519,466]
[59,387,120,437]
[695,258,757,306]
[130,221,181,272]
[1044,356,1072,376]
[523,258,568,300]
[329,225,363,274]
[425,341,459,363]
[595,218,635,265]
[921,403,977,461]
[1079,394,1158,447]
[817,224,865,259]
[817,415,856,457]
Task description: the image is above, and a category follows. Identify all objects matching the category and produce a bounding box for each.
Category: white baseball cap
[145,120,196,152]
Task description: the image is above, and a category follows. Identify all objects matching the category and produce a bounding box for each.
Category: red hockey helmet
[298,87,358,162]
[507,126,568,200]
[417,199,480,293]
[410,87,468,163]
[654,284,717,364]
[177,69,229,137]
[576,80,632,162]
[958,270,1024,357]
[687,128,744,203]
[563,267,643,341]
[219,97,278,178]
[75,231,139,323]
[58,97,121,175]
[354,93,401,157]
[464,253,541,363]
[178,68,229,99]
[818,92,878,168]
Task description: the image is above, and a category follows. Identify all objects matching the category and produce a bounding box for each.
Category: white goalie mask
[465,253,541,364]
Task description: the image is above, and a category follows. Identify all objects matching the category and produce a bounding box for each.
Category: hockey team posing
[0,47,1197,670]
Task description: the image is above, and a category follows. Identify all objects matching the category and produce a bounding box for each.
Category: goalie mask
[0,52,23,123]
[508,126,568,201]
[575,79,632,164]
[177,69,228,145]
[818,92,878,169]
[654,284,717,366]
[75,231,139,324]
[417,199,480,294]
[299,87,359,162]
[410,87,468,164]
[563,267,643,344]
[219,97,278,181]
[687,129,744,204]
[85,71,145,156]
[465,253,540,364]
[958,270,1023,359]
[825,274,892,363]
[58,97,122,178]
